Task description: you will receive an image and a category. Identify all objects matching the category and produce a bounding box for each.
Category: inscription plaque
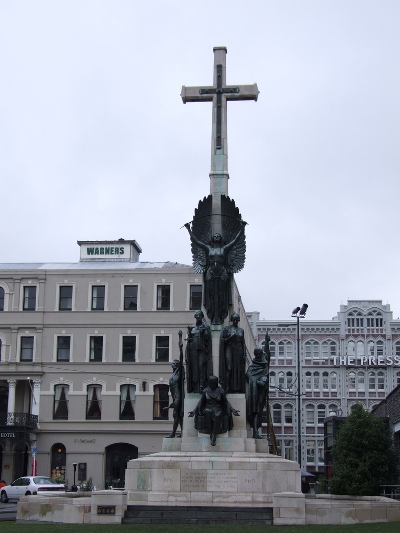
[207,471,237,492]
[181,470,207,492]
[97,505,116,515]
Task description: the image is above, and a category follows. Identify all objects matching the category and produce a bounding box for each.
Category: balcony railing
[0,412,38,428]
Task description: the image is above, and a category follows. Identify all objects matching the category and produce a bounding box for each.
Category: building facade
[0,239,254,489]
[247,300,400,476]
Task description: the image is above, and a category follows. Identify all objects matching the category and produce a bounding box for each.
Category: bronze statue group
[166,310,271,446]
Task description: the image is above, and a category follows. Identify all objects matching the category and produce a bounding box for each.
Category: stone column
[31,379,41,420]
[7,379,16,424]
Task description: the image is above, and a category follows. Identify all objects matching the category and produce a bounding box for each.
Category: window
[155,336,169,362]
[376,340,384,357]
[357,371,365,391]
[270,371,276,388]
[306,404,315,424]
[305,372,312,390]
[347,312,364,330]
[284,403,293,424]
[328,403,338,416]
[122,336,136,362]
[57,336,71,362]
[305,340,319,359]
[120,384,136,420]
[156,285,170,310]
[20,336,34,361]
[330,371,337,390]
[287,371,293,388]
[317,440,324,464]
[0,287,4,311]
[23,286,36,310]
[283,440,294,461]
[277,340,293,359]
[348,341,355,355]
[368,371,376,390]
[153,384,169,419]
[377,371,385,390]
[124,285,138,311]
[322,371,329,390]
[322,341,336,359]
[273,403,282,424]
[86,385,102,419]
[278,371,285,389]
[306,440,316,464]
[313,371,320,390]
[356,341,364,356]
[91,285,105,310]
[395,342,400,357]
[317,404,326,424]
[396,371,400,385]
[59,286,73,311]
[269,341,276,359]
[90,336,103,362]
[349,371,356,390]
[53,384,69,419]
[189,285,202,310]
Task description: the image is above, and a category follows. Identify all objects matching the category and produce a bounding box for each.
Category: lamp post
[291,304,308,467]
[71,462,78,492]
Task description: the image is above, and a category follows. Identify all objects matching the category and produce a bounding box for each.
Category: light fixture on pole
[291,304,308,466]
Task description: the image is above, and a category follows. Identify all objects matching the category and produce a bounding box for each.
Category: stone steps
[122,504,273,525]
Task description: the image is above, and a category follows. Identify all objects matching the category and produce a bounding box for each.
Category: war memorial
[16,47,400,526]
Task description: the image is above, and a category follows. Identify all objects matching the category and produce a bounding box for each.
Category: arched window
[356,341,365,356]
[273,403,282,424]
[0,287,4,311]
[395,342,400,358]
[322,341,337,359]
[269,341,276,358]
[328,403,338,415]
[376,340,384,356]
[322,371,329,390]
[313,371,320,390]
[347,311,364,329]
[317,404,327,424]
[348,371,356,390]
[377,371,385,390]
[305,340,319,359]
[278,371,285,389]
[277,340,293,359]
[284,403,293,424]
[330,371,337,390]
[53,384,69,419]
[368,371,376,390]
[153,384,169,420]
[305,371,312,390]
[357,371,365,391]
[347,341,355,355]
[86,384,102,419]
[270,371,276,388]
[306,404,315,425]
[366,311,383,330]
[120,384,136,420]
[286,371,293,388]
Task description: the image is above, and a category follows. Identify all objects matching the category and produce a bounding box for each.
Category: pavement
[0,502,17,521]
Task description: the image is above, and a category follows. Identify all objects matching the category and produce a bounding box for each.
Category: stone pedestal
[125,451,301,506]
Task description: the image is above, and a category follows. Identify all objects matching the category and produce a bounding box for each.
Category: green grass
[0,524,400,533]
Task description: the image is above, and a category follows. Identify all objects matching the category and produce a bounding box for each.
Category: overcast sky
[1,1,400,321]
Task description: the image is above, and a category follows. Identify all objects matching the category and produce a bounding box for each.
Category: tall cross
[181,47,259,233]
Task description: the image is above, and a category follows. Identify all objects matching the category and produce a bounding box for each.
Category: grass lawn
[1,523,400,533]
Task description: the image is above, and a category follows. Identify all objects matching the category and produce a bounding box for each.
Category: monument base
[124,450,301,506]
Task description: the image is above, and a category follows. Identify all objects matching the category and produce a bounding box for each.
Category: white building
[0,239,254,489]
[247,300,400,475]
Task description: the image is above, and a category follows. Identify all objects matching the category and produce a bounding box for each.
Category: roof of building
[0,261,191,271]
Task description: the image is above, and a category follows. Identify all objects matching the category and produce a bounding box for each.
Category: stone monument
[125,47,302,515]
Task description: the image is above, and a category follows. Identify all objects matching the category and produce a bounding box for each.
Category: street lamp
[71,462,78,492]
[292,304,308,466]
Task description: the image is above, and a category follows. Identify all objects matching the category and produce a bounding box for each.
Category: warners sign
[87,247,124,256]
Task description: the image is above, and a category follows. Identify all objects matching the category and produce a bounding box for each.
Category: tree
[330,403,397,496]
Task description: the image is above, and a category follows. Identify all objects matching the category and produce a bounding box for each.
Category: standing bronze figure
[188,375,240,446]
[245,336,271,439]
[219,312,246,393]
[184,194,246,325]
[165,331,185,438]
[185,310,212,393]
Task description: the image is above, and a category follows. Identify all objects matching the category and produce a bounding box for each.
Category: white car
[0,476,65,502]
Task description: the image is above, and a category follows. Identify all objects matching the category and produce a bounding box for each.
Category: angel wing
[190,195,212,273]
[221,195,246,273]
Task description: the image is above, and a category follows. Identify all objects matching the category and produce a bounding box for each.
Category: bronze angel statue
[185,195,247,325]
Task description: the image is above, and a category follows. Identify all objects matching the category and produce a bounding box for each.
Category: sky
[1,1,400,321]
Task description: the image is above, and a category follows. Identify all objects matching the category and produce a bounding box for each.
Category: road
[0,502,17,521]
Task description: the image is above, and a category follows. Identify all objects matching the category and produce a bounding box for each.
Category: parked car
[0,476,65,502]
